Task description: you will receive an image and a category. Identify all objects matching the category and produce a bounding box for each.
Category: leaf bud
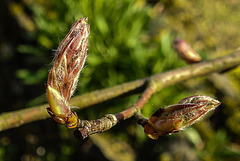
[173,39,201,64]
[144,95,220,139]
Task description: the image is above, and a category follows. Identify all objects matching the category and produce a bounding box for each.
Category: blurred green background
[1,0,240,160]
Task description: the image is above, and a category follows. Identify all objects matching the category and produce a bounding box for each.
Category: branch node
[134,110,148,126]
[74,114,118,141]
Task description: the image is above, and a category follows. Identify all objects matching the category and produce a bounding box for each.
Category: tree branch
[0,50,240,132]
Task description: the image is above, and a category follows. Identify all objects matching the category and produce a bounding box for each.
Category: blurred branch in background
[173,38,240,107]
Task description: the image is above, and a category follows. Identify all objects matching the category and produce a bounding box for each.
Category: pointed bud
[46,18,90,128]
[144,95,220,139]
[173,39,201,64]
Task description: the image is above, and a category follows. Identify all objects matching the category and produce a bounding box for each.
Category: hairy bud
[144,95,221,139]
[46,18,90,128]
[173,39,201,64]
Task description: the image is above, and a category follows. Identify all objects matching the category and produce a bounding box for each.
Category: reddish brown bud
[173,39,201,64]
[144,95,220,139]
[46,18,90,128]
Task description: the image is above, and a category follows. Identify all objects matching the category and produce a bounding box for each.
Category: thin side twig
[115,81,156,121]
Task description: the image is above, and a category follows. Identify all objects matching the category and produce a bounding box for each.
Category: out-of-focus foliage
[1,0,240,160]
